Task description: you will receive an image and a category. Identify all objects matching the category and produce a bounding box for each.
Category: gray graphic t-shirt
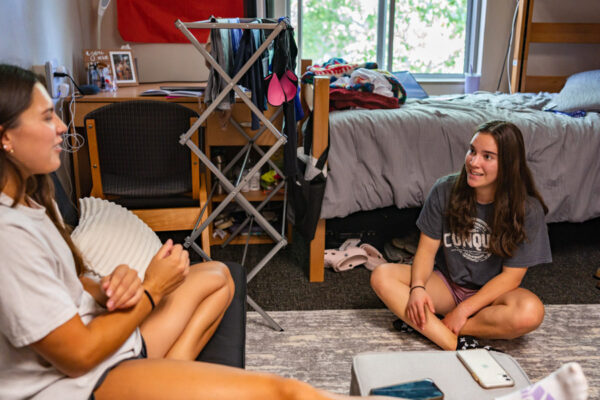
[417,175,552,289]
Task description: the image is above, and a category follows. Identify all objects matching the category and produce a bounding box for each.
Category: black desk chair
[83,100,210,252]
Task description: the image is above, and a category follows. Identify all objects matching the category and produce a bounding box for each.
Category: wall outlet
[44,59,66,99]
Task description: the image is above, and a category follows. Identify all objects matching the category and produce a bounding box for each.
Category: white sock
[495,362,588,400]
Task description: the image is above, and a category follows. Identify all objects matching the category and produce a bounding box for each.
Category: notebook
[159,84,206,91]
[393,71,429,99]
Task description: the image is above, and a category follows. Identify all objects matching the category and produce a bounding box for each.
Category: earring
[3,144,13,154]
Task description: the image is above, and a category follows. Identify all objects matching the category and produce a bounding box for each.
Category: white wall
[0,0,95,194]
[0,0,94,82]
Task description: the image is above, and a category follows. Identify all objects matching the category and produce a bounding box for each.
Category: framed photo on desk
[109,50,138,86]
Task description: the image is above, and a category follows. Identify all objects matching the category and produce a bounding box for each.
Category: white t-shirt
[0,193,142,400]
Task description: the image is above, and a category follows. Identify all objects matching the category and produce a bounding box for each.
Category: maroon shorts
[433,270,478,305]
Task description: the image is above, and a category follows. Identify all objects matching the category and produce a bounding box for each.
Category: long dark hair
[0,64,86,275]
[445,120,548,258]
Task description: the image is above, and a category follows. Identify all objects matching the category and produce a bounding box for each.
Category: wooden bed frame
[510,0,600,93]
[302,0,600,282]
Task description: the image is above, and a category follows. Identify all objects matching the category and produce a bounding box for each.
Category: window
[288,0,481,78]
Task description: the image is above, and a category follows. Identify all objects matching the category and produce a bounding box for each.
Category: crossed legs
[140,260,234,360]
[370,263,544,350]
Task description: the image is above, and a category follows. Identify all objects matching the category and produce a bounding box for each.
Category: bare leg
[460,288,544,339]
[370,263,458,350]
[94,359,390,400]
[140,261,234,360]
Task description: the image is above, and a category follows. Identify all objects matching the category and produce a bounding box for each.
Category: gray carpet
[246,305,600,398]
[204,216,600,309]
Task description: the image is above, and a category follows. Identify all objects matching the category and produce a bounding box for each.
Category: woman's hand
[406,287,435,330]
[142,239,190,305]
[441,306,469,335]
[101,265,144,312]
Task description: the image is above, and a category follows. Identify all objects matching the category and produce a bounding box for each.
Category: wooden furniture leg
[310,219,326,282]
[308,76,330,282]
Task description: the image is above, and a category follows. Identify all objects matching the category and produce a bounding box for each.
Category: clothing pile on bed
[301,58,407,110]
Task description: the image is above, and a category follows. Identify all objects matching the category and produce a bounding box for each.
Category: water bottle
[241,169,250,192]
[245,158,261,192]
[249,167,261,191]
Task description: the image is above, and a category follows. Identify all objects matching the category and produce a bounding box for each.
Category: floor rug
[246,305,600,397]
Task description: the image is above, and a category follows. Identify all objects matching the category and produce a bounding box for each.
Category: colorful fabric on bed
[321,92,600,224]
[329,88,400,111]
[330,69,407,104]
[301,58,377,83]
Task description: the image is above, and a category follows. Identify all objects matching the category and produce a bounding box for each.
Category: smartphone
[456,349,515,389]
[369,378,444,399]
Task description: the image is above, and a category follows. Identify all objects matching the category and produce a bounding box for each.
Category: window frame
[287,0,483,79]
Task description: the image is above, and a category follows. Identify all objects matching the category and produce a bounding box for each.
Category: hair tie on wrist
[409,285,426,294]
[143,289,155,310]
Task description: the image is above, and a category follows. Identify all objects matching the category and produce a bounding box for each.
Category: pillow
[71,197,162,279]
[551,69,600,112]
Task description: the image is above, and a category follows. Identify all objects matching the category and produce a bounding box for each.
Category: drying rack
[175,18,292,331]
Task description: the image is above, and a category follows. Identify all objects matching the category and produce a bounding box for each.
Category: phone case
[370,378,444,399]
[456,349,515,389]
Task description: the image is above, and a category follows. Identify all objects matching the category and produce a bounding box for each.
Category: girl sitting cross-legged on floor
[371,120,552,351]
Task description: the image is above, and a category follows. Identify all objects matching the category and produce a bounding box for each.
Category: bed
[301,0,600,282]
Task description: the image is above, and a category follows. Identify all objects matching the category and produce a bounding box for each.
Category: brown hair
[0,64,86,275]
[445,120,548,258]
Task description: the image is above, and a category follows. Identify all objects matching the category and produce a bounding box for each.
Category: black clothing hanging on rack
[270,18,299,184]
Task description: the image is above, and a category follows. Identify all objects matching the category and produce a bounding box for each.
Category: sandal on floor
[393,318,415,333]
[457,336,503,353]
[324,247,368,272]
[360,243,387,271]
[339,238,362,251]
[384,241,413,263]
[391,236,418,255]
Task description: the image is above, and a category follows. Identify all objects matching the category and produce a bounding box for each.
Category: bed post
[510,0,534,93]
[309,76,330,282]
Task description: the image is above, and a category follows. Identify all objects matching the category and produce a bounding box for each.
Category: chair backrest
[51,172,79,227]
[84,100,199,198]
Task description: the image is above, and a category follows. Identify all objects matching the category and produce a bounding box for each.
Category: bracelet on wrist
[143,289,156,310]
[409,285,426,294]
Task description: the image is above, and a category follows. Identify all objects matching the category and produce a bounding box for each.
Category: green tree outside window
[290,0,467,74]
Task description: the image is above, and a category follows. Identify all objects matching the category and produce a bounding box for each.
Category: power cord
[55,71,85,154]
[54,72,85,96]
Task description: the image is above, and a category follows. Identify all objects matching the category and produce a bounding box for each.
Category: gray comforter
[321,92,600,222]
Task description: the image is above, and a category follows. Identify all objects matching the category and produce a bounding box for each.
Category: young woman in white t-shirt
[0,64,385,400]
[371,120,552,351]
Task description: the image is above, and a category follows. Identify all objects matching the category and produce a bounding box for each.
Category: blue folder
[393,71,429,99]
